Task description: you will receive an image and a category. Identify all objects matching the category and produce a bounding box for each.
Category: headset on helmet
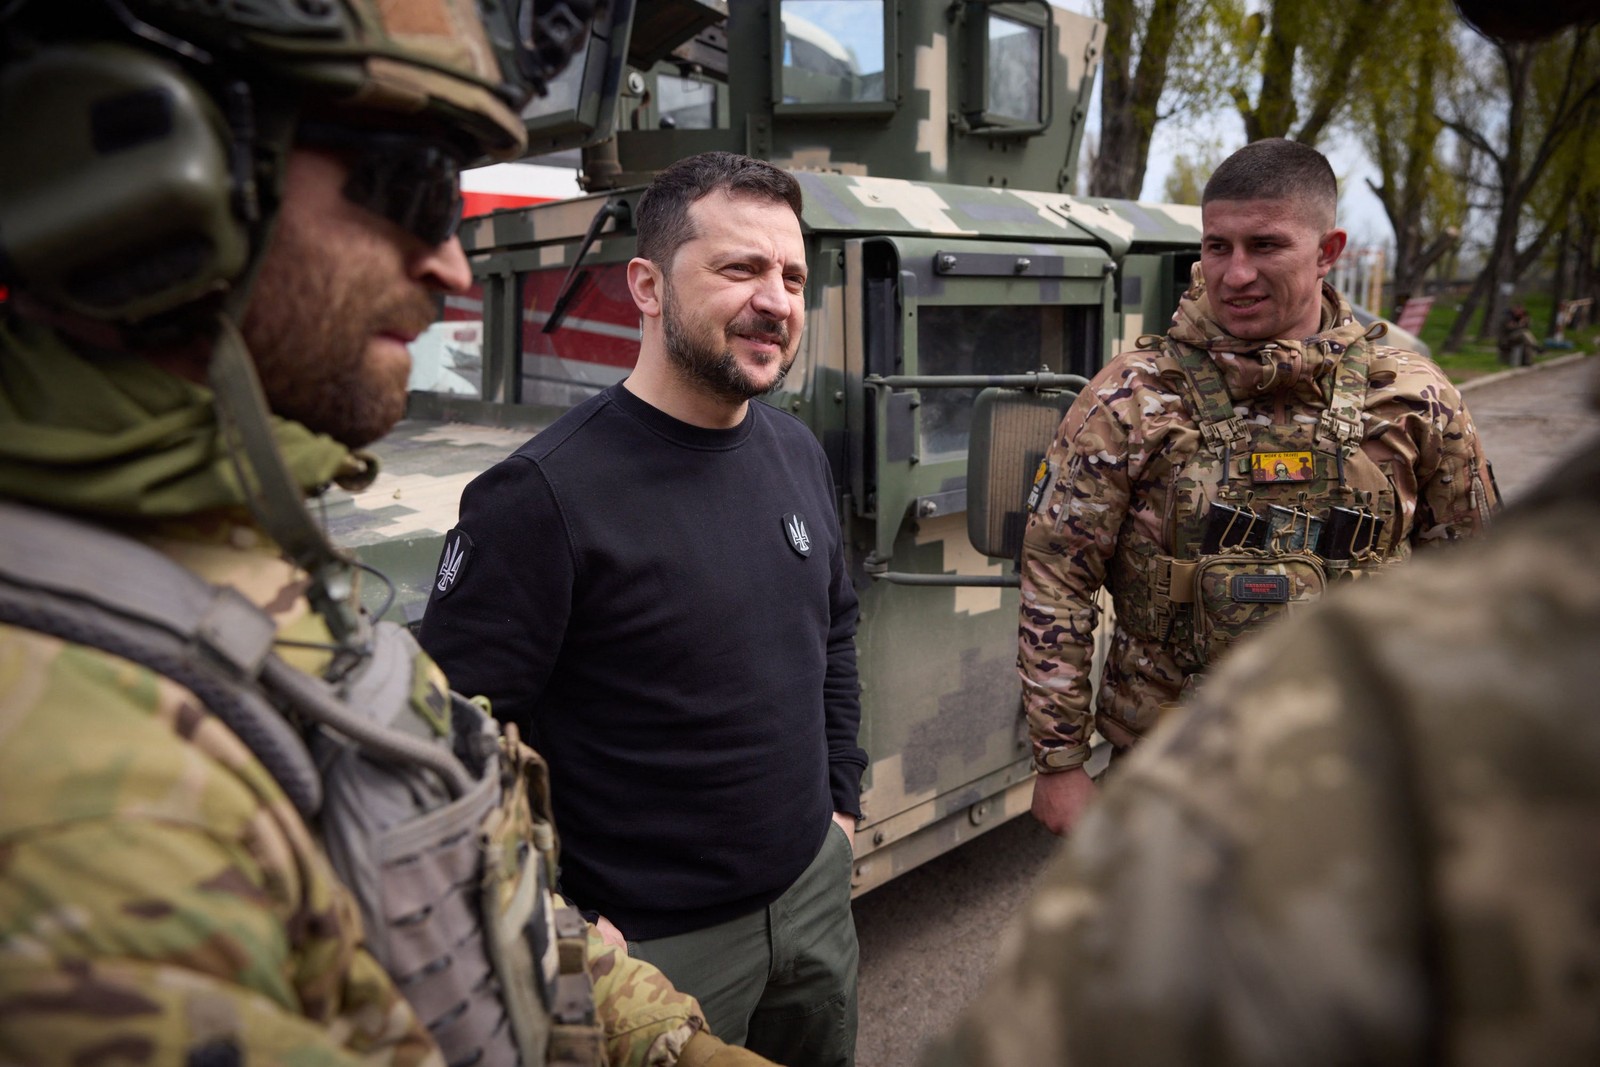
[0,0,597,326]
[0,0,600,652]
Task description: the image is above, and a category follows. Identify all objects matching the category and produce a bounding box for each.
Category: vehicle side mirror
[966,385,1080,561]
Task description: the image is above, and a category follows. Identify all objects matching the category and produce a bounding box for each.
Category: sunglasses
[296,122,466,246]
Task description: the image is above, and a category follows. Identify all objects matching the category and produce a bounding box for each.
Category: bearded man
[0,3,781,1064]
[420,151,867,1067]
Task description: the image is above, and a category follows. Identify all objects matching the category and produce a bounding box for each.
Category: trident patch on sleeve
[433,529,473,598]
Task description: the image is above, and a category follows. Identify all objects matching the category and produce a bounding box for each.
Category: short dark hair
[1203,139,1337,228]
[635,152,804,268]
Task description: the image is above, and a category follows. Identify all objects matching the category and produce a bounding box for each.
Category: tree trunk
[1391,229,1458,317]
[1089,0,1184,199]
[1245,2,1299,140]
[1443,258,1495,352]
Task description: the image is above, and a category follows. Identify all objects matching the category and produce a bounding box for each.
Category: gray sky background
[1048,0,1394,247]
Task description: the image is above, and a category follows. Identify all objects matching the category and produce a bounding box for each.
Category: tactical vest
[0,500,603,1067]
[1111,332,1404,672]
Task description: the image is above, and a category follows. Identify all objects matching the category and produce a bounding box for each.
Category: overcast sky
[1051,0,1394,247]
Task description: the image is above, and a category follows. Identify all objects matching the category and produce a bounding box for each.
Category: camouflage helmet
[107,0,574,162]
[0,0,593,324]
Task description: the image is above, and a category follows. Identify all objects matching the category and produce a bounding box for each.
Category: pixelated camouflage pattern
[1019,271,1497,765]
[463,174,1204,268]
[927,439,1600,1067]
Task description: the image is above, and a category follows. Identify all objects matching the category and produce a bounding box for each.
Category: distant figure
[1499,302,1543,366]
[422,152,866,1066]
[926,363,1600,1065]
[1018,138,1498,835]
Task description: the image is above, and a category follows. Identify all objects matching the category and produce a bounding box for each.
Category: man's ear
[627,257,664,319]
[1317,228,1349,276]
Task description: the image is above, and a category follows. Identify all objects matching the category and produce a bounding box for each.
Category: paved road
[849,353,1599,1067]
[1456,355,1600,503]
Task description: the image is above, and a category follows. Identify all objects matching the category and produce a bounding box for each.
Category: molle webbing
[0,500,599,1067]
[1316,334,1374,468]
[1166,342,1250,460]
[1168,337,1374,471]
[0,498,324,815]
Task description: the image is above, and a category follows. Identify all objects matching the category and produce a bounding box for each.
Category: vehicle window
[917,304,1065,458]
[779,0,886,104]
[657,73,717,129]
[519,262,640,409]
[987,13,1041,123]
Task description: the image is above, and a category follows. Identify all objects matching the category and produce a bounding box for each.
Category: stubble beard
[241,207,437,449]
[661,275,795,405]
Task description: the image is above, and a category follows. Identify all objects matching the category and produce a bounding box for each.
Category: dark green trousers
[628,822,859,1067]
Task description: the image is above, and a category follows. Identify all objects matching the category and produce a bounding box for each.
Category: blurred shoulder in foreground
[931,397,1600,1065]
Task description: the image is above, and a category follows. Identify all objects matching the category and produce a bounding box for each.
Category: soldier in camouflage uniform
[927,362,1600,1066]
[0,3,768,1064]
[1020,139,1498,834]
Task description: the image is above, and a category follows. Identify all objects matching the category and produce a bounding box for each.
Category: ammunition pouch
[1113,333,1401,672]
[1116,545,1330,669]
[1190,551,1327,663]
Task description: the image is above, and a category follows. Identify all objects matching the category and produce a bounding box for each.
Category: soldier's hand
[1030,766,1097,836]
[595,914,627,952]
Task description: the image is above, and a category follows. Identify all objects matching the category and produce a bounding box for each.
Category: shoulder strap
[0,499,583,1066]
[0,500,478,813]
[1164,339,1250,457]
[0,498,325,816]
[1314,337,1371,461]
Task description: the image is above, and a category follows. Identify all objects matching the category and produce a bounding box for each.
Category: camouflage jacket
[1019,278,1497,767]
[0,322,715,1066]
[932,435,1600,1066]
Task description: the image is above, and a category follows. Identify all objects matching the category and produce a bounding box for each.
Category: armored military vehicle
[329,0,1203,895]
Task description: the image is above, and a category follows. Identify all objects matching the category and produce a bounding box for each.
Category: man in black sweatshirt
[421,152,866,1067]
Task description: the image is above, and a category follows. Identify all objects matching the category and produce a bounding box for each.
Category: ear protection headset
[0,41,256,325]
[0,0,602,327]
[0,0,587,650]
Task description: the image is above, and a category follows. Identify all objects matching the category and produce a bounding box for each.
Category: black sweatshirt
[419,383,866,939]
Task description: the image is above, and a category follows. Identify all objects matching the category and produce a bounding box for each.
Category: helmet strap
[208,313,371,665]
[205,89,371,670]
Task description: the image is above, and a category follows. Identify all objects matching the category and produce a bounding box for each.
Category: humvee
[328,0,1204,895]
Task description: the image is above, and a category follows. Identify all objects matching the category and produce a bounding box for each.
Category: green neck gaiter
[0,317,350,519]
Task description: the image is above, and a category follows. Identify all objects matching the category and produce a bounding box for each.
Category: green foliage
[1419,289,1600,381]
[1088,0,1228,198]
[1522,34,1600,266]
[1161,139,1227,205]
[1213,0,1394,145]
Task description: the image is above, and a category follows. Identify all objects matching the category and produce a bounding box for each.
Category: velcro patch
[433,528,472,598]
[1026,457,1054,513]
[783,513,812,558]
[1251,450,1314,483]
[1231,574,1290,603]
